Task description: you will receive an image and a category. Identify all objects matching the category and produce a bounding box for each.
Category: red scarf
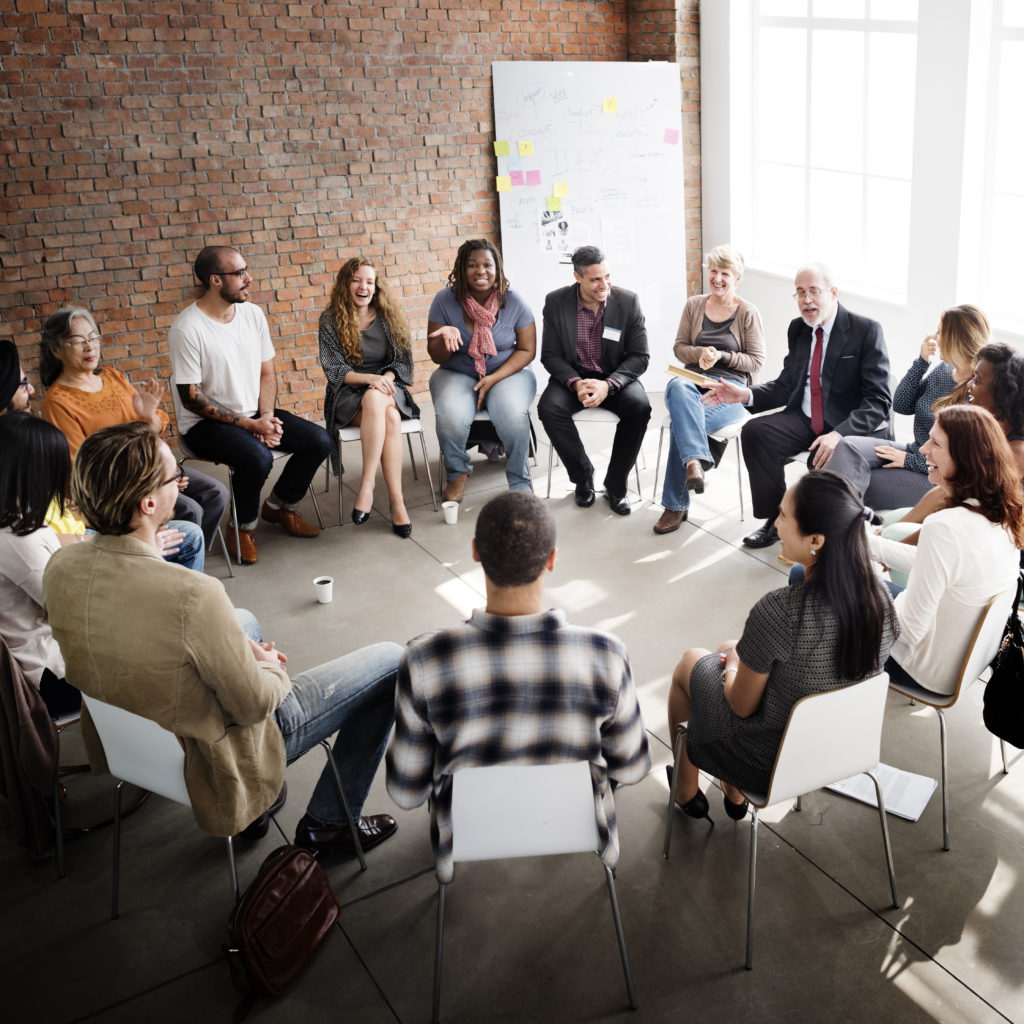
[463,291,499,378]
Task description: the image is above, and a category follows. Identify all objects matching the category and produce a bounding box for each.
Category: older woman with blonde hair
[318,257,419,537]
[655,244,765,534]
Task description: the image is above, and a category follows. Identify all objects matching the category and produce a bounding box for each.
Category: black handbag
[983,573,1024,749]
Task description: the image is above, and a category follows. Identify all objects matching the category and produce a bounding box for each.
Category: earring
[809,548,817,556]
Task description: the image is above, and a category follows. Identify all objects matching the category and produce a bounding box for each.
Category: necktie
[809,325,824,435]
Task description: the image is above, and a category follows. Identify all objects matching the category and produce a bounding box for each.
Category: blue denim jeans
[661,375,748,511]
[166,519,204,573]
[274,642,402,824]
[429,366,537,491]
[173,466,229,550]
[184,410,332,529]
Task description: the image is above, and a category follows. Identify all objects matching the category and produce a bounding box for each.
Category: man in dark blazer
[703,263,892,547]
[538,245,651,515]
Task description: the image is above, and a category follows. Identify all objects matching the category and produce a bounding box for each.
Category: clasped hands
[574,378,610,408]
[250,410,284,448]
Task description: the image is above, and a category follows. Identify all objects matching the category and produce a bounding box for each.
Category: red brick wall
[1,0,701,424]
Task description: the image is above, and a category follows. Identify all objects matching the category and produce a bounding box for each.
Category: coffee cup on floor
[442,501,459,525]
[313,576,334,604]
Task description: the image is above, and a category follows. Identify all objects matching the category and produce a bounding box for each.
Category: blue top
[892,357,955,474]
[427,287,535,379]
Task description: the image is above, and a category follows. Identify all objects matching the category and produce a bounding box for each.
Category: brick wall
[1,0,701,425]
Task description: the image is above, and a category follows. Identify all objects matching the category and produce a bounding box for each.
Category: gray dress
[686,581,897,795]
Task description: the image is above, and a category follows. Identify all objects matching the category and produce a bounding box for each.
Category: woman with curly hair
[318,257,419,537]
[869,404,1024,695]
[427,238,537,503]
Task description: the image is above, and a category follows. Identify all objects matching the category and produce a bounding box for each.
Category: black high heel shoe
[723,793,749,821]
[392,522,412,538]
[351,508,370,525]
[666,765,714,825]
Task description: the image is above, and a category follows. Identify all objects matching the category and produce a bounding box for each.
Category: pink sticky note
[525,169,542,186]
[664,128,680,145]
[510,170,525,186]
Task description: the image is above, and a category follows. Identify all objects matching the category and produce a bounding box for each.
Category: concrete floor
[3,395,1023,1024]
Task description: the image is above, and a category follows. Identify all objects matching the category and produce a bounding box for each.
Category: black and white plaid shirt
[386,608,652,882]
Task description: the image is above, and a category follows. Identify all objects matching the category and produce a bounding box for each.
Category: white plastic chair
[330,419,438,523]
[544,407,644,500]
[886,589,1015,850]
[653,413,745,519]
[664,673,899,970]
[432,761,637,1023]
[83,694,368,919]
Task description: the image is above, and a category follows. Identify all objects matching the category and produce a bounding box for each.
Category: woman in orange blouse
[39,307,227,549]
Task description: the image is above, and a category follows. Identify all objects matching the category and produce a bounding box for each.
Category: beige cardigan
[672,293,766,385]
[43,534,291,836]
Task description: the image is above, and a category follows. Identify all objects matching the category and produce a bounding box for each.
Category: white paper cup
[313,576,334,604]
[442,500,459,525]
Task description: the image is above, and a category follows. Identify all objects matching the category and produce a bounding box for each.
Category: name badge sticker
[603,327,622,343]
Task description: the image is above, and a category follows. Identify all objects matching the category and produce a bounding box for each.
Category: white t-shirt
[168,301,274,435]
[0,526,65,687]
[869,504,1020,695]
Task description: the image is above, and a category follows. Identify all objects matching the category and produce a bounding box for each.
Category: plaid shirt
[386,608,652,882]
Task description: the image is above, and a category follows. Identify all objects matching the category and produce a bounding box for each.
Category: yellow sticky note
[496,175,512,192]
[518,140,534,157]
[493,140,510,157]
[546,196,562,211]
[603,97,618,114]
[553,181,569,198]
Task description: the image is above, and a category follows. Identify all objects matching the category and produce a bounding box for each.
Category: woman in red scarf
[427,239,537,503]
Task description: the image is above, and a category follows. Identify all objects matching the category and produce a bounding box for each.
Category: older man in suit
[704,263,892,547]
[538,245,651,516]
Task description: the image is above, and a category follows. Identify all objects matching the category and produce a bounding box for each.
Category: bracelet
[724,667,737,676]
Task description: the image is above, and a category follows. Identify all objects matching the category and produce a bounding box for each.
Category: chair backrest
[950,590,1015,700]
[761,673,889,807]
[451,761,599,863]
[82,694,190,806]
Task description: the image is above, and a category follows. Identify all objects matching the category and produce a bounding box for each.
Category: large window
[749,0,918,301]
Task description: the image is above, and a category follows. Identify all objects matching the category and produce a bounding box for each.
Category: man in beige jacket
[43,421,400,856]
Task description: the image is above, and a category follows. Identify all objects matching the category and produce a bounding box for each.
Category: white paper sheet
[825,762,937,821]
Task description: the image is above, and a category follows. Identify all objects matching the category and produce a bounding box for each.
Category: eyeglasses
[18,376,31,392]
[792,288,826,301]
[218,267,250,279]
[62,332,101,349]
[161,466,186,488]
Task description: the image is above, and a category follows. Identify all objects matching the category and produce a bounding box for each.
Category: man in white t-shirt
[169,246,332,564]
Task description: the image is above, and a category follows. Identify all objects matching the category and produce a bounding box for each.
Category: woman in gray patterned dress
[666,471,898,822]
[319,257,420,537]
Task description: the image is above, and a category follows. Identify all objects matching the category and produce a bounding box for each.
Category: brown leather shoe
[653,509,687,534]
[685,460,705,493]
[261,501,319,537]
[226,528,258,564]
[293,812,397,858]
[443,471,469,503]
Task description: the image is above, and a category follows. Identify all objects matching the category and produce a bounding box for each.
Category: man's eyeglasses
[161,466,186,488]
[62,332,101,349]
[218,267,250,279]
[792,288,825,301]
[18,376,31,392]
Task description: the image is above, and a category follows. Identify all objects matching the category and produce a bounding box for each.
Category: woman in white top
[0,413,80,718]
[868,404,1024,696]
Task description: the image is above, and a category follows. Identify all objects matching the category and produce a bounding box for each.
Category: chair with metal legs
[664,672,899,969]
[885,588,1015,850]
[431,761,636,1023]
[83,694,368,919]
[544,407,644,500]
[653,413,746,519]
[330,418,438,523]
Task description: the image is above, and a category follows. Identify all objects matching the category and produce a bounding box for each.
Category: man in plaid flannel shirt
[386,491,652,882]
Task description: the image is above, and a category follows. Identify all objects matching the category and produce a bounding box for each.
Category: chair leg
[1001,738,1009,775]
[735,435,745,520]
[937,708,949,851]
[865,770,900,909]
[662,728,687,858]
[215,524,234,579]
[603,862,638,1009]
[418,429,439,510]
[432,882,447,1024]
[227,468,242,566]
[546,439,554,499]
[632,460,643,501]
[745,807,759,969]
[226,835,240,902]
[112,779,124,920]
[307,482,325,530]
[54,781,66,879]
[406,433,419,480]
[653,423,667,500]
[336,435,345,526]
[318,739,366,871]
